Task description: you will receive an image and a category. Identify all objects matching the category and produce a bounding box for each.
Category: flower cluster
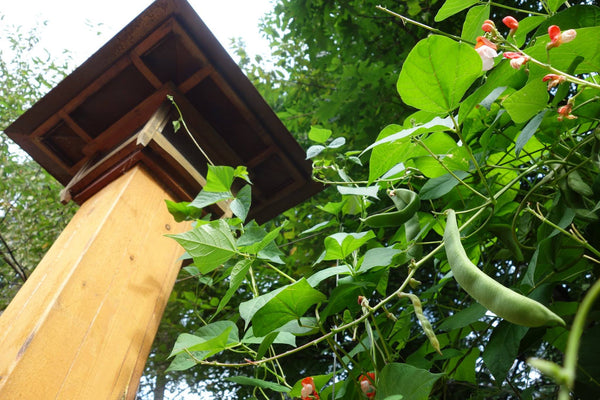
[475,17,580,121]
[301,377,319,400]
[359,373,376,399]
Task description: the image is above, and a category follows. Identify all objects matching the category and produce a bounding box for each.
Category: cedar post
[1,0,321,398]
[0,166,190,398]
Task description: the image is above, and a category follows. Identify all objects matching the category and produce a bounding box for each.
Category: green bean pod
[400,292,442,355]
[444,210,566,328]
[362,189,420,228]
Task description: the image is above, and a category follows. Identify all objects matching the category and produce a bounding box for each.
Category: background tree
[0,17,76,310]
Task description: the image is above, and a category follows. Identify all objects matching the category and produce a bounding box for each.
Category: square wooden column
[0,166,190,399]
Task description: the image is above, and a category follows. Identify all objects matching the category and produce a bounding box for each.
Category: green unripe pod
[444,210,566,328]
[362,189,420,228]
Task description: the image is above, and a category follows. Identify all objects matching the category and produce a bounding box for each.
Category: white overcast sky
[1,0,275,66]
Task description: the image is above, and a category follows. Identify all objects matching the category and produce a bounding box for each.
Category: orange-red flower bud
[482,20,495,33]
[502,16,519,30]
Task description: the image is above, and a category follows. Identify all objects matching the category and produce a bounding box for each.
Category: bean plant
[164,1,600,399]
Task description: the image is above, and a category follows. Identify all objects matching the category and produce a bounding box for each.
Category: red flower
[542,74,566,90]
[502,16,519,31]
[301,377,320,400]
[481,20,496,33]
[547,25,577,49]
[503,51,530,69]
[557,103,577,121]
[359,373,376,399]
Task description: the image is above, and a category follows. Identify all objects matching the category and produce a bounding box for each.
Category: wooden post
[0,166,189,399]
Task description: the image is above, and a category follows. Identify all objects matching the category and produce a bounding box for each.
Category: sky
[0,0,275,66]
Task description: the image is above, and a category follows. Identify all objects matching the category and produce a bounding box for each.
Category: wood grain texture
[0,166,190,399]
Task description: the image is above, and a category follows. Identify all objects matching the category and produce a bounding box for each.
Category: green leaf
[328,137,346,148]
[438,303,486,331]
[323,231,376,260]
[251,279,326,336]
[461,5,490,44]
[239,285,288,327]
[300,220,335,235]
[203,165,235,192]
[230,184,252,222]
[225,376,289,393]
[306,144,326,159]
[397,35,482,114]
[435,0,478,21]
[337,185,379,199]
[241,327,296,347]
[215,259,253,316]
[189,190,233,209]
[169,321,239,358]
[547,0,566,13]
[362,117,453,154]
[167,219,237,273]
[419,171,470,200]
[482,322,528,383]
[515,109,548,157]
[307,265,352,287]
[377,363,444,400]
[165,199,203,222]
[503,79,549,124]
[234,165,252,184]
[257,241,286,264]
[308,126,332,143]
[513,16,546,48]
[359,247,401,273]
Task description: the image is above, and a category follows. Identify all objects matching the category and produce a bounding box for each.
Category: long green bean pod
[444,209,566,328]
[362,189,420,228]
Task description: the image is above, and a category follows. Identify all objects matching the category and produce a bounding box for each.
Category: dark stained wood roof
[5,0,322,223]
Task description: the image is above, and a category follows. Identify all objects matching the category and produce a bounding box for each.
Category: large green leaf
[434,0,478,21]
[323,231,376,260]
[167,219,237,273]
[376,363,444,400]
[251,278,326,336]
[482,322,528,383]
[397,35,481,114]
[502,79,549,124]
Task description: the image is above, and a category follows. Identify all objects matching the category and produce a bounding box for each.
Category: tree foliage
[0,16,76,310]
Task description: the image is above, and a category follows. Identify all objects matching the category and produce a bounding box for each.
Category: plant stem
[266,262,296,283]
[486,1,547,16]
[559,277,600,399]
[376,6,470,44]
